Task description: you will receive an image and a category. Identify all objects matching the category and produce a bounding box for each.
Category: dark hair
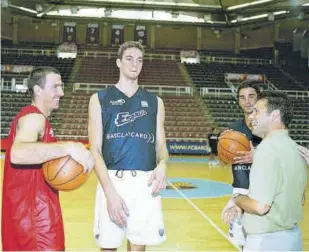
[260,91,293,127]
[236,80,261,100]
[117,41,144,60]
[27,66,60,96]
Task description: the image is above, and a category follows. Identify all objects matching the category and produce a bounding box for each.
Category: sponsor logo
[141,100,148,107]
[234,164,251,171]
[106,132,155,143]
[158,228,165,237]
[110,99,125,106]
[115,110,147,126]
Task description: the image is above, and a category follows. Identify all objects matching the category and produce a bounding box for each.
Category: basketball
[42,156,88,191]
[217,130,250,164]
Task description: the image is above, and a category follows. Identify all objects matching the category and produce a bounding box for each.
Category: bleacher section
[238,47,273,59]
[1,46,308,148]
[277,42,309,89]
[53,93,212,140]
[203,94,309,144]
[198,47,273,59]
[185,62,307,90]
[162,94,212,139]
[1,91,212,142]
[1,92,32,136]
[1,54,75,84]
[76,57,187,86]
[2,90,307,147]
[203,95,242,127]
[1,39,57,49]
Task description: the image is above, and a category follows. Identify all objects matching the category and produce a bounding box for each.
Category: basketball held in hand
[217,130,250,164]
[43,156,88,191]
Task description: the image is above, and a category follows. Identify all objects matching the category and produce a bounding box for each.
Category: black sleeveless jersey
[98,86,158,171]
[230,119,262,190]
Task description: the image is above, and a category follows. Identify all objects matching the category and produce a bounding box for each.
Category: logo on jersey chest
[110,99,125,106]
[141,101,148,107]
[49,128,55,137]
[115,110,147,127]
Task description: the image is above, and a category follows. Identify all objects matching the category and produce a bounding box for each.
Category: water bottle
[228,216,245,246]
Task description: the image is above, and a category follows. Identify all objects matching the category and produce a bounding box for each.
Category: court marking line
[167,180,241,251]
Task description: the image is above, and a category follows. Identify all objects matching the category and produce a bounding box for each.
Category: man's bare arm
[88,93,114,195]
[234,195,270,216]
[88,93,129,226]
[155,97,169,167]
[11,113,94,172]
[11,113,71,164]
[148,97,169,195]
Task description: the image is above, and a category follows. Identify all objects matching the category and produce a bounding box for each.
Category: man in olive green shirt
[225,92,307,251]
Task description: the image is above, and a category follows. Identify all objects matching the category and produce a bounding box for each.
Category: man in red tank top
[1,66,94,251]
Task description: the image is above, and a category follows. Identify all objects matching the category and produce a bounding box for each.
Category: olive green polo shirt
[243,130,308,234]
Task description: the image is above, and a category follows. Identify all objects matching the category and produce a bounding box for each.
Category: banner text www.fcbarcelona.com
[169,145,208,151]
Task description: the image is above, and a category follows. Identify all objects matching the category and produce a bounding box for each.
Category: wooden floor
[1,157,308,251]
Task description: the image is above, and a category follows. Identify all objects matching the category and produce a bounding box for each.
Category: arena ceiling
[4,0,309,27]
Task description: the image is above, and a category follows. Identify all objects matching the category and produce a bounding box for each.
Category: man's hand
[233,141,254,164]
[222,197,242,224]
[106,189,129,227]
[65,142,94,173]
[148,162,167,196]
[222,206,242,224]
[298,145,309,165]
[222,197,236,219]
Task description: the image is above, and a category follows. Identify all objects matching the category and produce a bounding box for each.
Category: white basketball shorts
[93,170,166,248]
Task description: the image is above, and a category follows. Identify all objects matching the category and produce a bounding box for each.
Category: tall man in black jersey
[88,41,168,251]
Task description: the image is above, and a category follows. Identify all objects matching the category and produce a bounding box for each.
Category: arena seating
[277,42,309,89]
[203,94,309,143]
[76,57,187,87]
[198,47,273,59]
[238,47,273,59]
[185,62,307,90]
[50,93,212,141]
[0,91,212,142]
[1,39,58,49]
[1,45,308,146]
[1,54,74,84]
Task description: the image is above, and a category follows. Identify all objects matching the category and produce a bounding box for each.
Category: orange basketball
[42,156,88,191]
[217,130,250,164]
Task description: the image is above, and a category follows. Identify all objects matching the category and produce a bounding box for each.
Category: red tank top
[1,105,65,250]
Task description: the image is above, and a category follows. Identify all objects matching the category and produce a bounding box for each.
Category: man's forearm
[234,195,270,216]
[156,147,169,168]
[91,148,116,198]
[11,142,69,165]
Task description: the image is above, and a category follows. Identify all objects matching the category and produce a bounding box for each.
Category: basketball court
[1,155,308,251]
